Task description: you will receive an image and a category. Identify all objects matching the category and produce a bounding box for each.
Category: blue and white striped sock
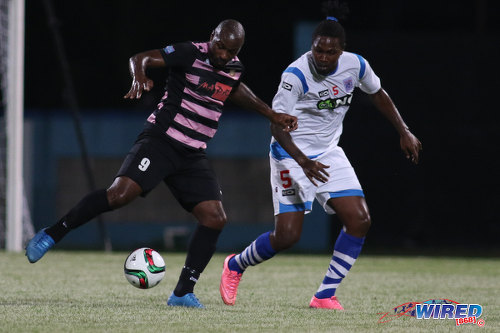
[315,229,365,299]
[229,231,276,274]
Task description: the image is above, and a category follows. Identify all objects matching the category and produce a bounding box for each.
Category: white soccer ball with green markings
[124,247,165,289]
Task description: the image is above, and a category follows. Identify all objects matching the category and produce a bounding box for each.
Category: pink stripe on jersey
[193,59,214,72]
[147,113,156,124]
[166,127,207,149]
[192,59,241,80]
[181,99,222,121]
[174,113,217,138]
[185,73,200,85]
[217,68,242,80]
[183,87,224,106]
[157,91,168,109]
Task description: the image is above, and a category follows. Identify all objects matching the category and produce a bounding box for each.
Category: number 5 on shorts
[280,170,292,189]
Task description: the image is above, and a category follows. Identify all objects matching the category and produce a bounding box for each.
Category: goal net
[0,0,34,250]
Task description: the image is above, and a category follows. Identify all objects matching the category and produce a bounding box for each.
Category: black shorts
[116,133,222,212]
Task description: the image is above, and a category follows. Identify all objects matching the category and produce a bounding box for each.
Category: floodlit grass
[0,251,499,332]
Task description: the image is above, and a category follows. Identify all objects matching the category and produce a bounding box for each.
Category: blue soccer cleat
[25,228,55,263]
[167,292,205,308]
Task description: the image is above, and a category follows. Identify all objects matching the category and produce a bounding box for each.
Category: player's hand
[400,131,422,164]
[124,77,154,99]
[272,113,298,132]
[298,158,330,186]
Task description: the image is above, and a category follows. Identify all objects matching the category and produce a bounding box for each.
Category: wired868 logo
[378,299,485,327]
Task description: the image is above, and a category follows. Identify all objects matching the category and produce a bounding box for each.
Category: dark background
[20,0,500,252]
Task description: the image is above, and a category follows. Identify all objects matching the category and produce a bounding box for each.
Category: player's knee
[271,229,301,251]
[192,201,228,230]
[359,214,371,235]
[106,177,141,209]
[210,212,227,228]
[107,189,136,209]
[199,210,227,229]
[346,213,371,237]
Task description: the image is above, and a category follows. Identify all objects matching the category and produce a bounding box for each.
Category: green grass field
[0,251,498,332]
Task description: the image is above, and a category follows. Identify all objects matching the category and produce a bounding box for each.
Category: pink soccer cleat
[220,254,243,305]
[309,295,344,310]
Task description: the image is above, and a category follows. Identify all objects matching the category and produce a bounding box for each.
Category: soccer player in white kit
[220,1,422,309]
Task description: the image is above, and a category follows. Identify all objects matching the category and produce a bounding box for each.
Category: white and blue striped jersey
[271,51,381,158]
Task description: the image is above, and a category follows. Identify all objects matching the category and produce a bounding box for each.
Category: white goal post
[5,0,25,251]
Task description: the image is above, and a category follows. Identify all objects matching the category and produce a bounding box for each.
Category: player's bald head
[211,19,245,48]
[208,19,245,69]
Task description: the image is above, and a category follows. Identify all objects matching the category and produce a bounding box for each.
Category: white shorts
[270,146,364,215]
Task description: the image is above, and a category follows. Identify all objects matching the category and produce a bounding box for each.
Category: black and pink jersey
[145,41,244,150]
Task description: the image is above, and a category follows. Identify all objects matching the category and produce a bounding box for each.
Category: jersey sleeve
[271,71,303,114]
[159,42,196,68]
[357,56,381,94]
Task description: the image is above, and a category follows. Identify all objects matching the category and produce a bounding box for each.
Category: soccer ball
[124,247,166,289]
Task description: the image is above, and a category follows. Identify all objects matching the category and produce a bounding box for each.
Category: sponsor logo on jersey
[317,93,353,110]
[282,189,296,196]
[198,81,233,102]
[164,45,175,54]
[343,77,354,92]
[282,82,293,91]
[318,89,329,98]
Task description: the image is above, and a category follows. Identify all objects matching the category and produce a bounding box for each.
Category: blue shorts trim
[270,142,322,161]
[329,189,365,198]
[279,201,313,213]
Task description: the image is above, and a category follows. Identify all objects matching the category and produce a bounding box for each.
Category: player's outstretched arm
[124,49,166,100]
[270,124,329,186]
[369,88,423,164]
[229,83,298,132]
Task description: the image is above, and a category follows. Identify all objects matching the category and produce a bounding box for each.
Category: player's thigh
[116,137,174,195]
[317,146,362,191]
[166,153,223,213]
[270,156,316,215]
[315,147,364,214]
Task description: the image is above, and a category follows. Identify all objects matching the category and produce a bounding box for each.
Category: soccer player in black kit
[25,19,298,308]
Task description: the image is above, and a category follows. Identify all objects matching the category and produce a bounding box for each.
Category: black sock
[173,224,221,296]
[173,266,201,297]
[45,189,111,243]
